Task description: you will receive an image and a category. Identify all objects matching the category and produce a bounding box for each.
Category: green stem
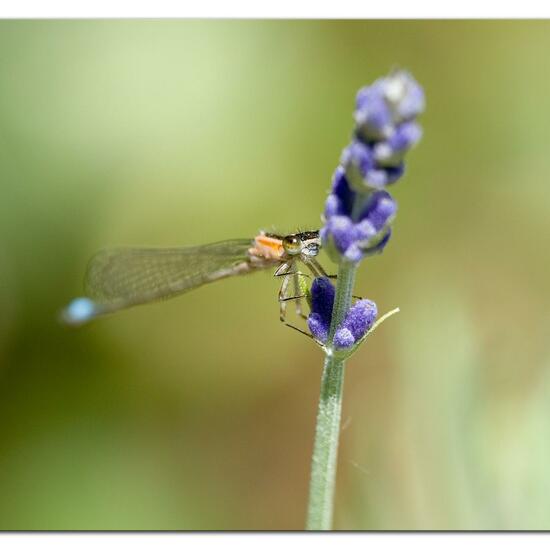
[327,263,356,342]
[306,262,357,530]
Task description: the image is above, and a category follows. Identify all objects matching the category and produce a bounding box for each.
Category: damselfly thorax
[61,230,327,326]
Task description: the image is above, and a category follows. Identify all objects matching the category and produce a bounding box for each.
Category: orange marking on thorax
[249,233,285,261]
[257,235,283,253]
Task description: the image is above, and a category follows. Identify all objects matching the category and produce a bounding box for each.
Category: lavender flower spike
[307,70,423,531]
[345,70,424,191]
[321,167,397,264]
[321,70,422,265]
[307,277,377,349]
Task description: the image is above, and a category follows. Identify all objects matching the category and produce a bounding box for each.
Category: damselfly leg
[278,274,319,343]
[275,258,324,326]
[275,261,309,322]
[293,271,307,319]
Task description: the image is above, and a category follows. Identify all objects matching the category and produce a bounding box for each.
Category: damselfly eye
[283,235,302,255]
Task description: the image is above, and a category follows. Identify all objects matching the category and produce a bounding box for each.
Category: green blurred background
[0,19,549,530]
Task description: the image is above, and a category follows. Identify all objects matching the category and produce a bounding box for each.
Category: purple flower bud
[309,277,335,324]
[359,191,397,231]
[307,277,335,343]
[340,299,377,340]
[308,312,330,344]
[363,164,405,188]
[324,167,356,219]
[374,122,422,167]
[390,121,423,151]
[383,70,425,122]
[324,194,341,219]
[361,228,392,256]
[331,166,356,212]
[342,140,405,191]
[324,216,356,257]
[354,83,393,140]
[341,141,375,190]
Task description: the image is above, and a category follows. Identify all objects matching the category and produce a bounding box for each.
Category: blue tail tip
[61,297,98,326]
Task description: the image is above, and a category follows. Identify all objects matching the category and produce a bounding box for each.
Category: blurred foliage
[0,20,549,530]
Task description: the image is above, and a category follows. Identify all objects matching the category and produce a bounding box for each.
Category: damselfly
[61,230,328,326]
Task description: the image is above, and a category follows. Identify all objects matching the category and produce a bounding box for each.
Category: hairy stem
[306,262,357,530]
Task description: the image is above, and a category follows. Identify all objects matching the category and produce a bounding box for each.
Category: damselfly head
[282,231,321,258]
